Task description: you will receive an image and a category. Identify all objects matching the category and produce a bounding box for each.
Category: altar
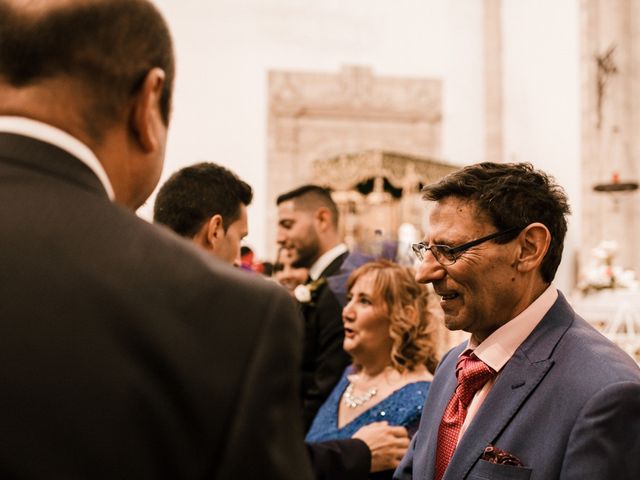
[571,289,640,363]
[312,149,457,260]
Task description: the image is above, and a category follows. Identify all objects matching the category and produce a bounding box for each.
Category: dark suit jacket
[308,438,371,480]
[300,251,351,430]
[0,132,313,479]
[395,292,640,480]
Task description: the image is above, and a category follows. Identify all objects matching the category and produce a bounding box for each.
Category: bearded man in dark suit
[0,1,311,478]
[277,185,352,430]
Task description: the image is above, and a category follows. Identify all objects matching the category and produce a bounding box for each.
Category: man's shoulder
[100,206,292,312]
[557,314,640,383]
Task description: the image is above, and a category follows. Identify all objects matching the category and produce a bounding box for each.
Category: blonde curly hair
[346,259,439,374]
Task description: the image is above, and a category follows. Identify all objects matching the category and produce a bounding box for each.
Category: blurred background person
[240,245,257,272]
[306,260,439,478]
[273,246,309,295]
[154,161,251,266]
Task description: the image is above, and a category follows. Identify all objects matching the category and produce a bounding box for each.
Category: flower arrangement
[294,277,327,305]
[578,240,638,294]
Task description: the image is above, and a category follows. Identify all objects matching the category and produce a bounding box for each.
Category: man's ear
[314,207,333,232]
[129,67,166,152]
[193,215,224,251]
[515,222,551,274]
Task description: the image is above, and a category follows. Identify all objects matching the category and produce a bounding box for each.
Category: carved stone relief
[267,65,444,260]
[267,66,466,353]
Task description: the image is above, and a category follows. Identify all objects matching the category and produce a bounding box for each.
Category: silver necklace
[344,382,378,409]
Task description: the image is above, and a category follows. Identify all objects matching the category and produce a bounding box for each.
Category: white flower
[294,284,312,303]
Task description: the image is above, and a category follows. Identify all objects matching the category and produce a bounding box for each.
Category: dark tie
[434,352,495,480]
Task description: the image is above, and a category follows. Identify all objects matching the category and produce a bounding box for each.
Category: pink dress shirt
[456,284,558,444]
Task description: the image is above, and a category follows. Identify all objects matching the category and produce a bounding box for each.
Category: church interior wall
[143,0,597,295]
[501,0,581,292]
[143,0,485,263]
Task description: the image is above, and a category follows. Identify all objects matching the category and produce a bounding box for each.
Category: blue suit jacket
[395,292,640,480]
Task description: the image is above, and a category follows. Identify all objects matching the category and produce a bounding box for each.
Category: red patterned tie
[434,352,495,480]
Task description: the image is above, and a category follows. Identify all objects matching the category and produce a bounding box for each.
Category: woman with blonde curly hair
[306,259,439,475]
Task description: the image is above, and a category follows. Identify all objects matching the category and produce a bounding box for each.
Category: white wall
[502,0,580,291]
[144,0,484,260]
[146,0,581,292]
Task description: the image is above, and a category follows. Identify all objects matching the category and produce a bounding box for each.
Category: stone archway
[267,65,443,258]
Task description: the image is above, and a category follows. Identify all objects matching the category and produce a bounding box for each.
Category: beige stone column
[484,0,503,163]
[579,0,639,282]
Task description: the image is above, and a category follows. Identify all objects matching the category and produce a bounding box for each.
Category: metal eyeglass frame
[411,225,525,266]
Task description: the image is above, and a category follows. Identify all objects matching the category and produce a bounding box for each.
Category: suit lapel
[319,251,348,279]
[442,293,574,480]
[411,344,466,480]
[443,352,553,480]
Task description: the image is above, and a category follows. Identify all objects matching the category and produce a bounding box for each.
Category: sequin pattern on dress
[305,366,430,442]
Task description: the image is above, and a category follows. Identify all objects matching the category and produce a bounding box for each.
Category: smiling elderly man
[395,162,640,480]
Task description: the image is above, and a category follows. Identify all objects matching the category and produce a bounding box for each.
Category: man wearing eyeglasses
[395,162,640,480]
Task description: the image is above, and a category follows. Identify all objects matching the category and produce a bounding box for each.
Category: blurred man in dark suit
[0,1,311,478]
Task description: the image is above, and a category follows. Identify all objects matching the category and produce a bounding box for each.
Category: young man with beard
[277,185,352,431]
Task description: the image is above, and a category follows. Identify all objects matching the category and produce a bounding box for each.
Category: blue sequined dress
[305,366,430,442]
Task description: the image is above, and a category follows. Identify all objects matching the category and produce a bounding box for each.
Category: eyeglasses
[411,226,524,266]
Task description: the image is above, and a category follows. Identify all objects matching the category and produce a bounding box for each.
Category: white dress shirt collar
[309,243,348,280]
[0,116,115,201]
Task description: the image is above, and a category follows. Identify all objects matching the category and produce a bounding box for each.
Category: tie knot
[455,353,494,406]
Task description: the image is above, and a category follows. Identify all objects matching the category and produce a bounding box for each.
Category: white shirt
[309,243,348,280]
[0,116,115,201]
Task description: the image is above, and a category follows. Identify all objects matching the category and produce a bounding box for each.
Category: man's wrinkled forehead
[431,196,493,224]
[426,197,493,240]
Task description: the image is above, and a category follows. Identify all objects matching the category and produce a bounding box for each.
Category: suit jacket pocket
[467,459,532,480]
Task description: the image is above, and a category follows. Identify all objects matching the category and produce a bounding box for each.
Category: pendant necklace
[344,382,378,409]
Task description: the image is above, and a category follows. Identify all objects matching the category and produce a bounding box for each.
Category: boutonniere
[294,277,327,305]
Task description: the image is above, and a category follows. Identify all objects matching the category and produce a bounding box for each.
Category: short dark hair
[0,0,175,142]
[276,184,339,227]
[422,162,570,283]
[153,162,253,238]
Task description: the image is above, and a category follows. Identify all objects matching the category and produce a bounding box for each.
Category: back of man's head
[276,184,339,228]
[422,162,571,283]
[154,162,253,238]
[0,0,175,143]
